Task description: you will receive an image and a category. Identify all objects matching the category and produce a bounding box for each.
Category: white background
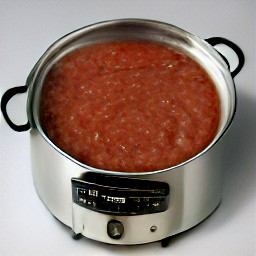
[0,0,255,255]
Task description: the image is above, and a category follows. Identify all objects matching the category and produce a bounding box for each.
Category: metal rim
[27,18,237,176]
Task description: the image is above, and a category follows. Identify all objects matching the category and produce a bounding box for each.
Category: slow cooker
[1,19,244,245]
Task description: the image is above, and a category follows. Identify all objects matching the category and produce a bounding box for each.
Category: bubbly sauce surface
[40,41,220,172]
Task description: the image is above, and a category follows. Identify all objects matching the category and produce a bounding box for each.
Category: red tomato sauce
[40,41,220,172]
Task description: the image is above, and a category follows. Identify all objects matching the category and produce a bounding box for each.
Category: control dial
[107,220,124,239]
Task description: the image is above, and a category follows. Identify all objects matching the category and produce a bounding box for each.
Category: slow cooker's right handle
[205,37,245,78]
[1,86,31,132]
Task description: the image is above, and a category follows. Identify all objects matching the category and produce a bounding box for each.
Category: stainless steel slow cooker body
[1,19,244,245]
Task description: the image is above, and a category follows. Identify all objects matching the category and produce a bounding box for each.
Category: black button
[107,220,124,239]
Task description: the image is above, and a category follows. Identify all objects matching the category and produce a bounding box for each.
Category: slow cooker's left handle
[1,86,31,132]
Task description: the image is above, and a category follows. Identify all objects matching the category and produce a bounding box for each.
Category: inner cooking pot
[1,19,244,245]
[28,19,242,175]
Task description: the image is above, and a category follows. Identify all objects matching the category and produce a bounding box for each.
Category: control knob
[107,220,124,239]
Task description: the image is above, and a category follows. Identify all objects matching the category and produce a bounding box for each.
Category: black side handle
[205,37,245,78]
[1,86,31,132]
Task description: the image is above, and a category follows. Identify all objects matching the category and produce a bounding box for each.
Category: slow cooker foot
[161,237,171,247]
[73,233,83,240]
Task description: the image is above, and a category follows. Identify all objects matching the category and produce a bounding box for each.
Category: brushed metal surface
[27,19,235,244]
[31,129,223,244]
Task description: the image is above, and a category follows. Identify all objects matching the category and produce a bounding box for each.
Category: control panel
[72,173,170,216]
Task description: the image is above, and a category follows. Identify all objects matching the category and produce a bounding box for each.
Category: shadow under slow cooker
[220,91,256,220]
